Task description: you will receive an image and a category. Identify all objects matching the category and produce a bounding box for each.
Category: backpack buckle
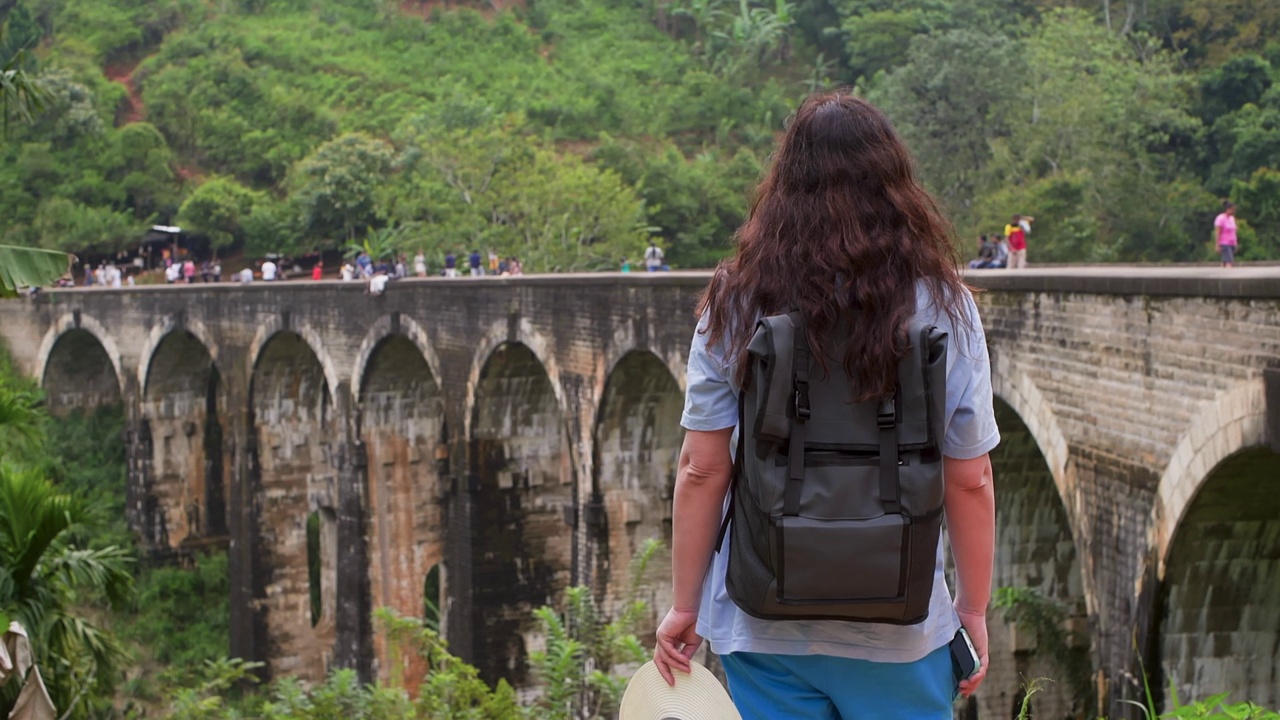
[794,381,811,420]
[877,399,896,429]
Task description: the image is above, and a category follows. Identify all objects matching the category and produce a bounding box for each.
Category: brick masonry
[2,268,1277,715]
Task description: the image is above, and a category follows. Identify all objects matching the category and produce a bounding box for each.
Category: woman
[653,92,998,719]
[1214,202,1238,268]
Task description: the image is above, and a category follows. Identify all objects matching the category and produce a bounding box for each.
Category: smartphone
[949,628,982,684]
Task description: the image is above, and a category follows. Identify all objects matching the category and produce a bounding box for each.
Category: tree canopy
[0,0,1276,269]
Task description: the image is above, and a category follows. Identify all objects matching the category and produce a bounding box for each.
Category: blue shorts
[721,644,956,720]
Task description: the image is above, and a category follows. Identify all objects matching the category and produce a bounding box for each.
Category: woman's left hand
[653,607,702,686]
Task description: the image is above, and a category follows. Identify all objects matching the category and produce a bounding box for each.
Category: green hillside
[1,0,1278,269]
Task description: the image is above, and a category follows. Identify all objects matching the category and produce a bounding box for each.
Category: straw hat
[618,660,741,720]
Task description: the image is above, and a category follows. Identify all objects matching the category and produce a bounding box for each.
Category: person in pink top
[1214,201,1238,268]
[182,259,196,283]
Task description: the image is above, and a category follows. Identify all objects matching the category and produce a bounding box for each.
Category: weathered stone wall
[358,333,446,681]
[250,332,338,682]
[975,271,1280,714]
[592,351,683,641]
[142,330,226,549]
[3,269,1277,716]
[983,398,1089,720]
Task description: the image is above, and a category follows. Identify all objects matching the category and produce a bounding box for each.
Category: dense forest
[1,0,1278,270]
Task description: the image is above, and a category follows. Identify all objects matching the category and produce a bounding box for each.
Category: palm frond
[0,384,46,446]
[0,464,87,592]
[1,50,50,137]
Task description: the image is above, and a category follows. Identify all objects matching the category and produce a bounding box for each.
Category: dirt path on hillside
[104,59,145,126]
[398,0,525,20]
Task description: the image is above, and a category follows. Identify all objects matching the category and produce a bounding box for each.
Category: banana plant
[0,244,72,297]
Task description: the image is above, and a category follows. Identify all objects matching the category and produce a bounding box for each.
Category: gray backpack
[719,312,947,624]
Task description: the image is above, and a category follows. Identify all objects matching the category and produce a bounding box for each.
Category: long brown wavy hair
[699,91,969,401]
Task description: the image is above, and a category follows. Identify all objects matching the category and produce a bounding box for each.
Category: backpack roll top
[725,312,948,625]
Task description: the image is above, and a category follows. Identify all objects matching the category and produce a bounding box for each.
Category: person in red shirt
[312,261,324,280]
[1004,215,1028,269]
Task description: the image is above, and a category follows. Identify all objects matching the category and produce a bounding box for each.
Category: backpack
[719,311,948,624]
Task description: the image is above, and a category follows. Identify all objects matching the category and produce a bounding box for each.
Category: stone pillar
[445,429,474,666]
[227,380,266,674]
[333,386,373,682]
[124,410,158,546]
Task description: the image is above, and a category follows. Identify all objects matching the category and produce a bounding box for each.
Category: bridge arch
[590,349,683,639]
[247,319,341,402]
[140,327,227,548]
[137,317,220,395]
[467,338,572,688]
[987,371,1093,720]
[463,318,564,440]
[248,329,340,682]
[1154,379,1278,707]
[351,314,443,401]
[1152,379,1268,568]
[36,313,124,415]
[355,325,448,675]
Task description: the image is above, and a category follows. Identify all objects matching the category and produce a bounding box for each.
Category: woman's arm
[944,452,995,698]
[653,427,734,685]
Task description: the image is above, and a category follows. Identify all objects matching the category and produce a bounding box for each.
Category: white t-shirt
[261,261,278,280]
[644,245,664,268]
[680,282,1000,663]
[239,268,253,283]
[164,264,180,282]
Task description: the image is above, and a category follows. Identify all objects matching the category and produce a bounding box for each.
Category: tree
[30,197,142,254]
[868,29,1025,220]
[976,10,1206,261]
[288,132,394,245]
[0,49,44,137]
[392,113,654,271]
[176,175,263,250]
[0,460,132,718]
[1233,166,1280,260]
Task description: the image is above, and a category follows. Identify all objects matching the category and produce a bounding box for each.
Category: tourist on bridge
[968,235,995,269]
[182,258,196,283]
[644,240,668,271]
[312,261,324,280]
[1004,215,1028,269]
[469,249,484,277]
[414,250,428,278]
[444,251,458,277]
[211,260,222,282]
[1214,201,1238,268]
[261,257,278,281]
[655,92,998,719]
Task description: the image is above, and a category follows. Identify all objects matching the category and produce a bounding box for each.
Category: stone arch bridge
[1,269,1277,717]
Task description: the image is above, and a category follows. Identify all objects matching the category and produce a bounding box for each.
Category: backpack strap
[878,394,901,514]
[783,313,811,517]
[715,386,747,553]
